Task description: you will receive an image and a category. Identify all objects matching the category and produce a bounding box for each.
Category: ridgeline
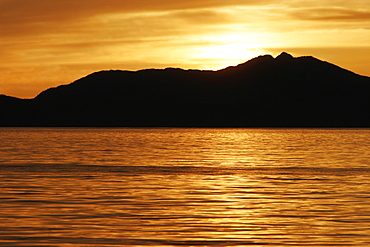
[1,52,370,127]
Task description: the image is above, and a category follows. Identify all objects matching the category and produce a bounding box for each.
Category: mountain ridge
[1,52,370,127]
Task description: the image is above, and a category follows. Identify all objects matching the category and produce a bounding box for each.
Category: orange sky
[1,0,370,98]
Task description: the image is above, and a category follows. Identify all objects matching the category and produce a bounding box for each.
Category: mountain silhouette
[1,52,370,127]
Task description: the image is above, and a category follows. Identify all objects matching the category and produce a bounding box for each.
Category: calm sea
[0,128,370,246]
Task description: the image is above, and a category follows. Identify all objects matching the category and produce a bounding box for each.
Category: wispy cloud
[291,7,370,21]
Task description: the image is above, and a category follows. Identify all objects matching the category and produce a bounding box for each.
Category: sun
[192,34,268,70]
[195,44,266,70]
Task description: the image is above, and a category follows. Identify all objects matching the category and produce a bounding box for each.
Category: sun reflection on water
[0,128,370,246]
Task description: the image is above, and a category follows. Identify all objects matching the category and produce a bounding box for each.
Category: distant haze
[0,0,370,98]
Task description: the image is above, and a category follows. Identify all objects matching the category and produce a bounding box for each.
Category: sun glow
[2,1,370,98]
[191,33,272,70]
[195,44,266,70]
[199,44,262,59]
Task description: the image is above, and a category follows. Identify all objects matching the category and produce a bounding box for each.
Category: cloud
[291,7,370,21]
[0,0,269,39]
[2,0,369,39]
[0,0,274,23]
[168,9,234,25]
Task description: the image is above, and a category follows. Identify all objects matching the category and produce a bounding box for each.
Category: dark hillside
[1,52,370,127]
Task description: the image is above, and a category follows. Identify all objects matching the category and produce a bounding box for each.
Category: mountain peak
[1,52,370,127]
[275,52,294,60]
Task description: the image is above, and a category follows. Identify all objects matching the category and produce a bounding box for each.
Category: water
[0,128,370,246]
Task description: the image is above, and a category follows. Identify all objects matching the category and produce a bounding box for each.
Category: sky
[1,0,370,98]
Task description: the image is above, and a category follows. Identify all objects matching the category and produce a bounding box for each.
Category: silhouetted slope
[1,52,370,127]
[0,95,33,126]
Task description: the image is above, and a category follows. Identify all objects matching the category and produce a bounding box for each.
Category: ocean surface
[0,128,370,246]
